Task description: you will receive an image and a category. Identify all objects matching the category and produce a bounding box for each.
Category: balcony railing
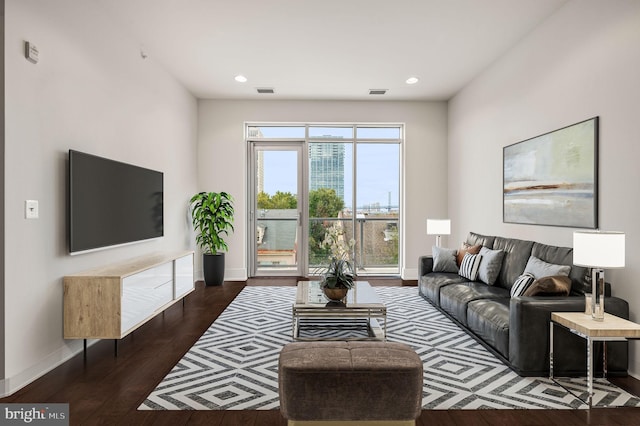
[256,215,399,275]
[309,217,398,273]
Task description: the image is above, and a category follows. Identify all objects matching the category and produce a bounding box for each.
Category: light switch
[25,41,39,64]
[25,200,39,219]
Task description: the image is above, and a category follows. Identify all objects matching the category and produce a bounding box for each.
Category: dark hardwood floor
[3,277,640,425]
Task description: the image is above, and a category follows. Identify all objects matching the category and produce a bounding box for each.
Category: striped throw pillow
[459,253,482,281]
[511,272,536,297]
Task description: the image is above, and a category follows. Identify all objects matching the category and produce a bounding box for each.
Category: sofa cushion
[524,256,571,279]
[440,282,510,326]
[492,237,534,290]
[531,242,589,295]
[467,232,495,249]
[523,275,572,296]
[459,253,482,281]
[511,273,536,297]
[432,246,458,273]
[478,247,505,285]
[467,299,510,358]
[419,273,468,307]
[456,242,482,267]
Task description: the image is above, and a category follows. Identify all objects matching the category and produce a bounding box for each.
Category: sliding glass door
[249,143,305,276]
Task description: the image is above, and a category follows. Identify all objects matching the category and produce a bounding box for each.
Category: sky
[262,144,399,209]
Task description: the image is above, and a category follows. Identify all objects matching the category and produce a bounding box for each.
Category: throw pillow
[510,272,536,297]
[456,242,482,267]
[524,256,571,279]
[432,246,459,273]
[477,247,505,285]
[523,275,572,297]
[459,253,482,281]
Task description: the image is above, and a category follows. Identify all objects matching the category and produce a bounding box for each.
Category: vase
[203,252,225,286]
[323,287,348,302]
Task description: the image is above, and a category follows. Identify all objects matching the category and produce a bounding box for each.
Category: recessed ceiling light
[406,77,419,85]
[234,75,248,83]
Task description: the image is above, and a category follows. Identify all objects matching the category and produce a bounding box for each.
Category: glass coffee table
[292,281,387,341]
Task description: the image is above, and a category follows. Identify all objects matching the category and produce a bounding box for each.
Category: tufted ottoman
[278,341,423,426]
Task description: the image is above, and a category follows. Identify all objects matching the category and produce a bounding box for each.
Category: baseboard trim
[402,267,418,280]
[224,268,247,281]
[193,268,247,282]
[0,340,87,397]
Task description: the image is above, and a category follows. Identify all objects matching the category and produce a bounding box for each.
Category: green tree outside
[257,191,297,209]
[308,188,345,266]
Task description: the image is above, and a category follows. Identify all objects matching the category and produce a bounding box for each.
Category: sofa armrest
[418,256,434,277]
[509,296,629,376]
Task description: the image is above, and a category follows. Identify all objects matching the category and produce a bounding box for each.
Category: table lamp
[573,231,625,321]
[426,219,451,248]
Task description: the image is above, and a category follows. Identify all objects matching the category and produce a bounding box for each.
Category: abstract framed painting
[503,117,598,228]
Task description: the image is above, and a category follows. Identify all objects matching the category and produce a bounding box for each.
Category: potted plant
[318,257,355,301]
[190,191,234,286]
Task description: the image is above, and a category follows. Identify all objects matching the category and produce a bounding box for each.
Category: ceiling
[95,0,569,101]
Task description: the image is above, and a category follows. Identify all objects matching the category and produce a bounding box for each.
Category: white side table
[550,312,640,407]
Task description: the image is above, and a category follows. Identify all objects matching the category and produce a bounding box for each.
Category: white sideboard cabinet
[64,251,194,340]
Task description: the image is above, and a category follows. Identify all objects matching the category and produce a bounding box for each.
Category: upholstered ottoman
[278,341,423,426]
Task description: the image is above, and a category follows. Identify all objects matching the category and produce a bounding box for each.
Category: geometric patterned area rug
[139,286,640,410]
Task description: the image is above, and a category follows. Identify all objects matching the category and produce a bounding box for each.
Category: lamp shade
[426,219,451,235]
[573,231,625,268]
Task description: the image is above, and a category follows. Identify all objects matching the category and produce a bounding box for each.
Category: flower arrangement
[319,257,355,290]
[320,223,356,261]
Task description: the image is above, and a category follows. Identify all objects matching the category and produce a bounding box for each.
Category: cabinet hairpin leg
[114,340,118,357]
[83,339,87,361]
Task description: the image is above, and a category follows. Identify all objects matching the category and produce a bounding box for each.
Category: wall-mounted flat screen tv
[69,150,163,254]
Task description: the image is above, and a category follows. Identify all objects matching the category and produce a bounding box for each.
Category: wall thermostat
[25,41,39,64]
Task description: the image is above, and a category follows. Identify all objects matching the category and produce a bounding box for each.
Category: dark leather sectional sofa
[419,231,629,376]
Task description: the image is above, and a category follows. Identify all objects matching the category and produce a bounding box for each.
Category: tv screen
[69,150,163,254]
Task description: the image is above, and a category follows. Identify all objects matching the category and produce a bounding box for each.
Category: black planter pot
[203,252,225,286]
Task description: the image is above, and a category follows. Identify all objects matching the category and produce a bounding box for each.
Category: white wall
[197,100,448,281]
[449,0,640,376]
[3,0,198,394]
